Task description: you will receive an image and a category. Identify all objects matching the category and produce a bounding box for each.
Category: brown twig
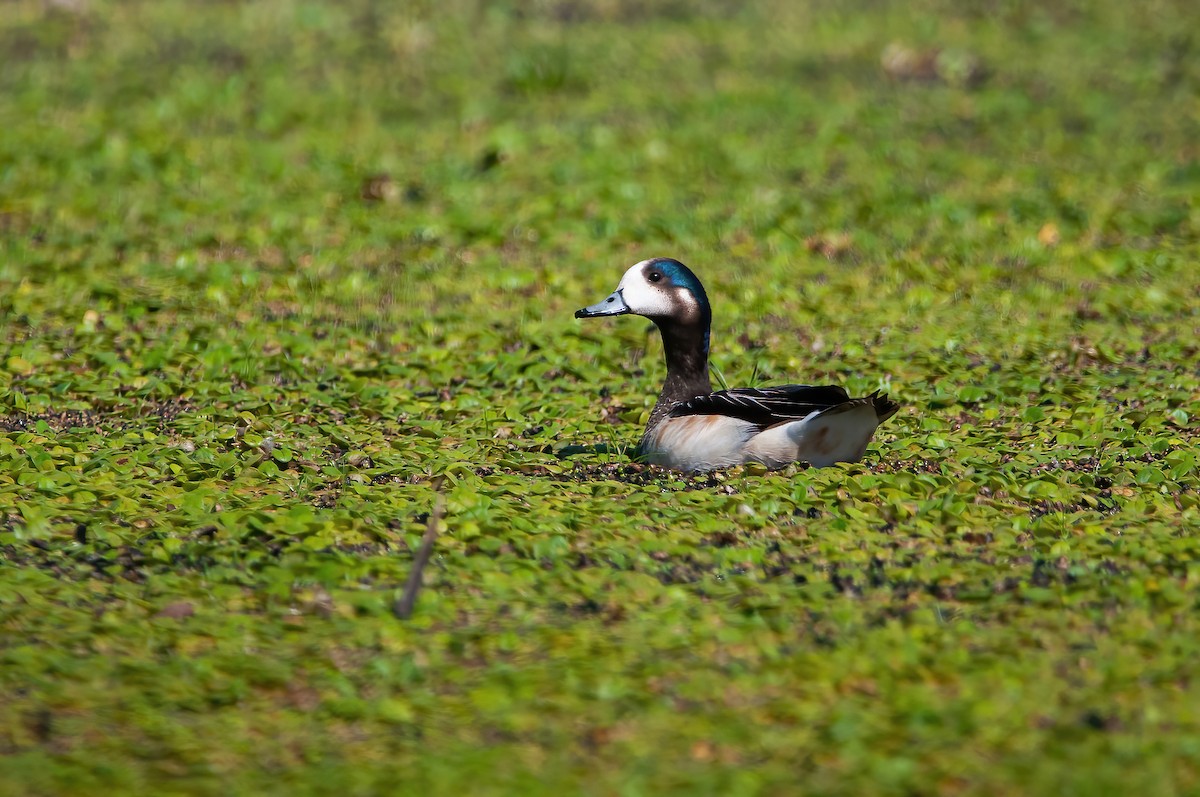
[393,477,446,620]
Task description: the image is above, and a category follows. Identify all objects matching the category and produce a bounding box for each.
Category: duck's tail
[869,390,901,424]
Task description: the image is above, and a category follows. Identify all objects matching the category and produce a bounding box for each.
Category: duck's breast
[640,414,759,473]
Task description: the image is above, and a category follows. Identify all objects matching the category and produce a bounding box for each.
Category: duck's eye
[648,272,662,283]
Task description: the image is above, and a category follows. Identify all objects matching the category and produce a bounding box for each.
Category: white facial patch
[615,259,699,320]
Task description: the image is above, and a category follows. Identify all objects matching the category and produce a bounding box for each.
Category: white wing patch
[744,401,881,468]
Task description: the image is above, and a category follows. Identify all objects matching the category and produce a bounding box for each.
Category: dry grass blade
[393,477,447,620]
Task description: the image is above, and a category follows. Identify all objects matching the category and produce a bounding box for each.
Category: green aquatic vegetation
[1,0,1199,794]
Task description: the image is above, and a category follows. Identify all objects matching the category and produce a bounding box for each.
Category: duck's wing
[668,385,853,431]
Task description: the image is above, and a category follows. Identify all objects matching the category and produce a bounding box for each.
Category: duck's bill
[574,289,631,318]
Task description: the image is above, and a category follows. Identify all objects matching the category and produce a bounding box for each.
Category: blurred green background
[1,1,1198,795]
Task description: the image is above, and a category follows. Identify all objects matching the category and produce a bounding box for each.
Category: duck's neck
[645,318,712,431]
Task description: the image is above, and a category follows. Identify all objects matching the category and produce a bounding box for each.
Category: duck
[575,257,900,473]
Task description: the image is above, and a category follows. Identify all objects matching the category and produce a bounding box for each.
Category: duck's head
[575,257,711,327]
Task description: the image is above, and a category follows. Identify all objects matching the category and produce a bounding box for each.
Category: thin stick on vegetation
[393,477,446,620]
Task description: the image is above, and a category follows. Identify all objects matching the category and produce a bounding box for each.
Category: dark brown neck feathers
[643,318,712,434]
